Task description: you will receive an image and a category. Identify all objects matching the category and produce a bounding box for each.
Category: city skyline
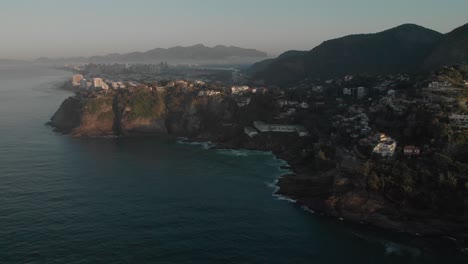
[0,0,467,59]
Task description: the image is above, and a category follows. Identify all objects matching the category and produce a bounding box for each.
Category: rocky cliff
[49,89,236,138]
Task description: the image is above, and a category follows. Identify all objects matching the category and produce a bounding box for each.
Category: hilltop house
[372,134,397,157]
[72,74,84,86]
[231,86,250,95]
[404,146,421,156]
[198,90,221,97]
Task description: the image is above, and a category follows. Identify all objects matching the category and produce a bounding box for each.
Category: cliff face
[49,90,233,138]
[50,97,83,133]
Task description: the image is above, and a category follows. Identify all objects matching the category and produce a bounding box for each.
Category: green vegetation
[86,98,113,114]
[127,91,166,121]
[358,152,467,215]
[97,111,115,121]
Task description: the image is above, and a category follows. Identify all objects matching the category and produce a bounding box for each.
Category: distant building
[101,82,109,90]
[427,81,453,90]
[198,90,221,97]
[92,78,104,89]
[236,97,251,107]
[299,102,309,109]
[373,141,397,157]
[343,88,352,96]
[449,114,468,129]
[357,86,366,99]
[72,74,84,86]
[80,79,88,89]
[244,127,258,138]
[277,99,299,107]
[231,86,250,95]
[312,86,323,93]
[253,121,309,137]
[404,146,421,156]
[372,133,397,157]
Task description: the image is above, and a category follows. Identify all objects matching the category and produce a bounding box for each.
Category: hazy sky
[1,0,467,59]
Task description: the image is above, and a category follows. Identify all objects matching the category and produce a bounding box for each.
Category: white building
[357,87,366,99]
[449,114,468,129]
[312,86,324,93]
[101,82,109,90]
[253,121,309,137]
[372,133,397,157]
[427,81,453,89]
[72,74,84,86]
[198,90,221,97]
[343,88,352,96]
[231,86,250,95]
[373,141,397,157]
[92,78,104,89]
[244,127,258,138]
[277,99,299,107]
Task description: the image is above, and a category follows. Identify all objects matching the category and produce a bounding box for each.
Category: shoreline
[52,80,468,256]
[180,137,468,256]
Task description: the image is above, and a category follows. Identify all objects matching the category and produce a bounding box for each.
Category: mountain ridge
[252,23,468,84]
[36,44,268,64]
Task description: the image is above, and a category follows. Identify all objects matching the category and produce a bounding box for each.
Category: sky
[0,0,467,59]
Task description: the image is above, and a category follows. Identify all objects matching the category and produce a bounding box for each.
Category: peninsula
[49,23,468,253]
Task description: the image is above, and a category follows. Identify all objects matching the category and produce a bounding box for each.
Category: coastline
[180,137,468,255]
[51,81,468,256]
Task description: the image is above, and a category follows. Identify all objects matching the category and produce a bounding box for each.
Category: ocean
[0,64,463,263]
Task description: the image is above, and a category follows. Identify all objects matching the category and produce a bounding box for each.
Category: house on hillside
[404,146,421,156]
[244,127,258,138]
[449,114,468,129]
[372,133,397,158]
[253,121,309,137]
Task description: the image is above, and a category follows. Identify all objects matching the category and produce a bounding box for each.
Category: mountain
[253,24,444,84]
[424,23,468,69]
[248,50,307,74]
[35,44,268,64]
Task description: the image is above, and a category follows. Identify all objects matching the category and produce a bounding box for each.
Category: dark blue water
[0,65,463,263]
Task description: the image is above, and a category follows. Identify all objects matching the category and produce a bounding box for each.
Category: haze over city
[1,0,467,59]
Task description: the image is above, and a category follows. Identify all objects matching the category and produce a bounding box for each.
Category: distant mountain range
[36,44,268,64]
[251,23,468,84]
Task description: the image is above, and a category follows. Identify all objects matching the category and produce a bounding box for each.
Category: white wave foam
[176,139,215,149]
[273,193,297,203]
[383,241,421,257]
[300,205,315,214]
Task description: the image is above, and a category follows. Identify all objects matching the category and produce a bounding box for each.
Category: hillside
[424,23,468,69]
[248,50,307,74]
[36,44,268,64]
[253,24,444,84]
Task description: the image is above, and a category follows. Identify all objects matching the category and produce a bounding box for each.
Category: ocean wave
[383,241,421,257]
[351,232,421,257]
[300,205,315,214]
[273,193,297,203]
